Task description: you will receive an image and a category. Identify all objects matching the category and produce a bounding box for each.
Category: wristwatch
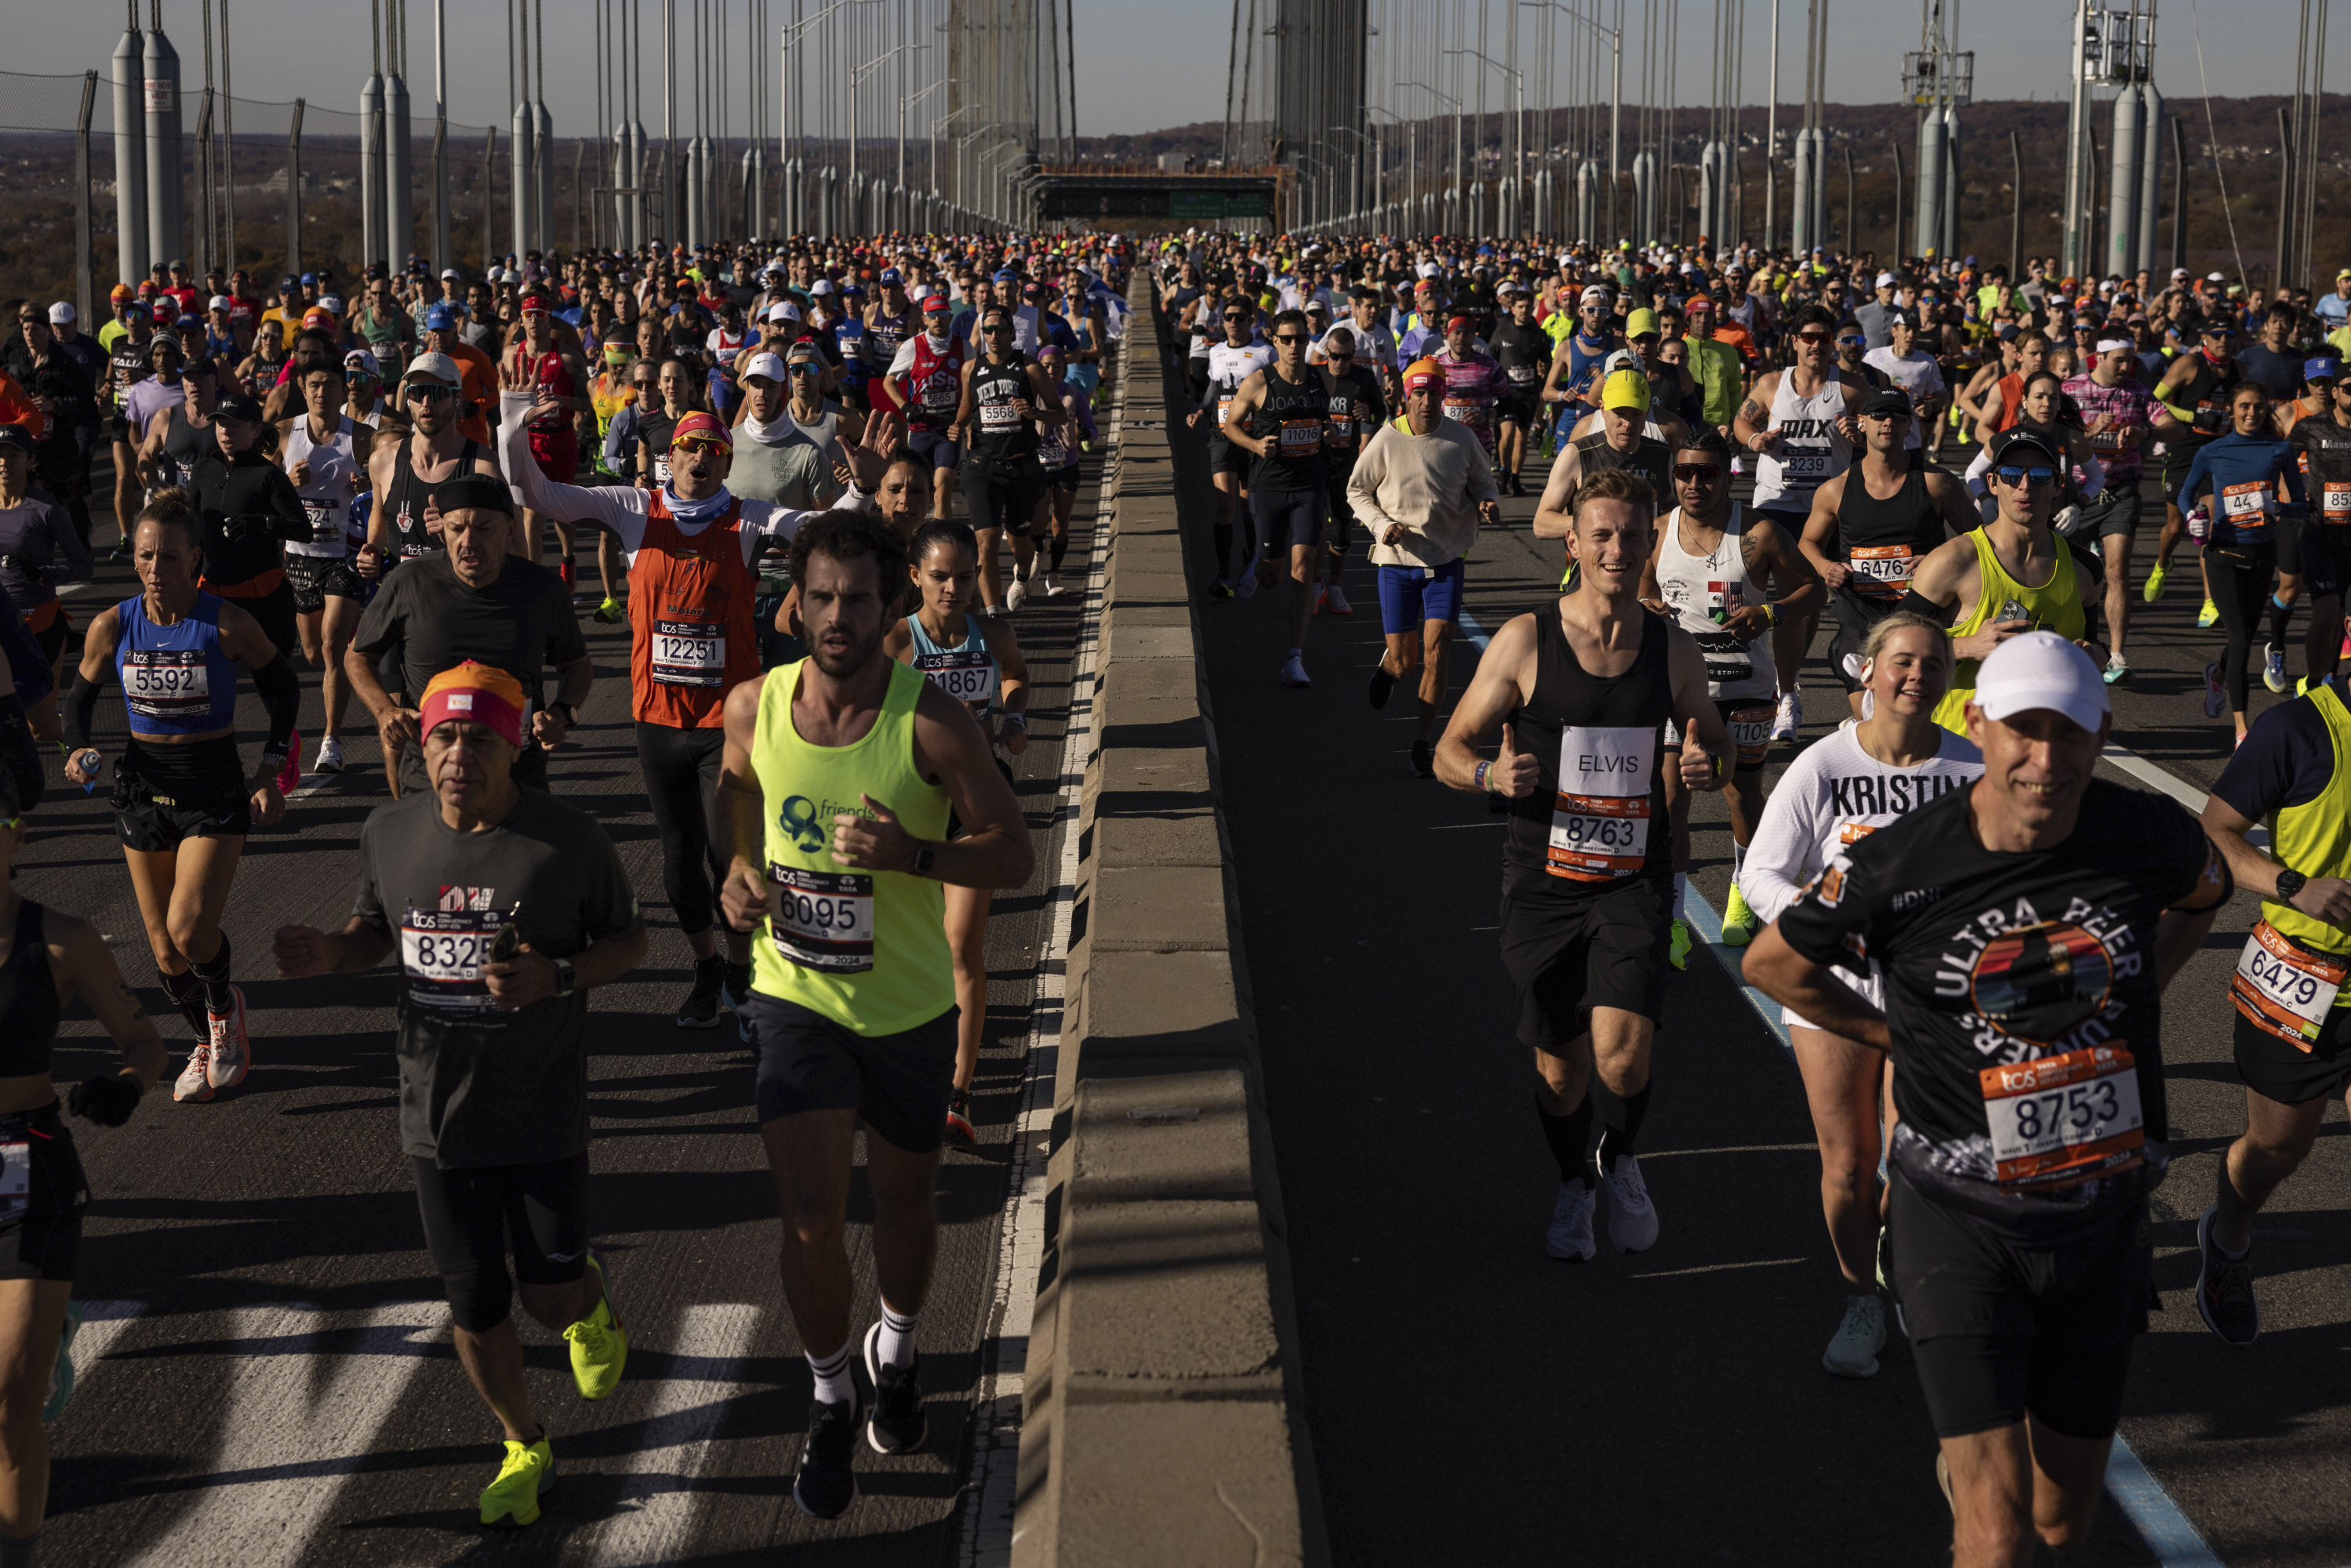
[550,701,579,728]
[911,842,938,877]
[551,956,577,997]
[2275,868,2308,902]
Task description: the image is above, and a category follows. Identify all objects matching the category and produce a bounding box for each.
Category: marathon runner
[2146,318,2244,619]
[278,361,368,774]
[1432,312,1507,463]
[949,306,1067,615]
[1539,286,1620,438]
[2062,337,2167,684]
[1030,344,1096,599]
[66,490,301,1101]
[879,293,966,526]
[1185,299,1274,600]
[2177,385,2306,742]
[2282,354,2351,690]
[1221,309,1348,688]
[1537,370,1673,583]
[1736,612,1982,1377]
[358,353,507,579]
[1747,631,2229,1565]
[0,426,93,709]
[1315,325,1384,617]
[1489,285,1551,496]
[271,661,643,1530]
[1433,466,1728,1261]
[714,511,1033,1519]
[504,293,597,594]
[1349,354,1498,772]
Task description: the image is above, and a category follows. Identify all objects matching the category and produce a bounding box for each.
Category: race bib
[651,619,726,687]
[1779,448,1831,479]
[1837,821,1879,846]
[1724,702,1774,768]
[2322,481,2351,524]
[921,377,957,412]
[1546,725,1655,883]
[1277,418,1322,456]
[122,649,212,724]
[2090,425,2125,452]
[768,864,875,972]
[398,906,514,1017]
[980,401,1022,430]
[2221,480,2272,535]
[1979,1045,2146,1189]
[2231,920,2347,1047]
[1848,545,1917,598]
[1506,364,1538,385]
[652,452,674,487]
[1215,395,1236,428]
[918,648,994,712]
[300,497,343,546]
[1443,397,1487,426]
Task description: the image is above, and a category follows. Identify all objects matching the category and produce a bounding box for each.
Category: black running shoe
[2194,1203,2259,1345]
[1368,662,1397,710]
[862,1322,929,1456]
[675,959,725,1030]
[1411,739,1435,778]
[791,1395,859,1518]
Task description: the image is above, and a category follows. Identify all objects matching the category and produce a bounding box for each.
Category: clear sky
[3,0,2301,140]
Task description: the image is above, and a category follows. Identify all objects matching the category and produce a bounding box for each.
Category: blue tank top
[1566,332,1617,418]
[115,592,239,735]
[905,612,997,720]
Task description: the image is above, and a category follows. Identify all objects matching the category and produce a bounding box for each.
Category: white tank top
[1655,502,1777,702]
[285,415,358,559]
[1750,370,1853,514]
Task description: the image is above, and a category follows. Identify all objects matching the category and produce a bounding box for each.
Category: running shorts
[113,739,250,851]
[964,461,1044,537]
[1828,595,1902,694]
[1324,470,1358,554]
[1497,874,1672,1047]
[1497,390,1543,428]
[1212,437,1254,479]
[410,1151,591,1333]
[212,579,300,669]
[2079,487,2141,539]
[907,427,961,473]
[1046,461,1084,495]
[743,992,958,1154]
[23,598,71,666]
[2234,996,2351,1105]
[1375,559,1465,632]
[284,553,367,615]
[0,1105,87,1283]
[2280,518,2351,600]
[1891,1169,2147,1441]
[1249,485,1328,553]
[526,426,580,484]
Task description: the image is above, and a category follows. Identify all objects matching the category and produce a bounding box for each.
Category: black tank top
[639,410,681,488]
[1574,430,1673,503]
[971,351,1037,463]
[385,434,486,561]
[1832,463,1948,615]
[0,900,58,1078]
[1251,368,1330,490]
[162,405,212,490]
[1504,604,1673,894]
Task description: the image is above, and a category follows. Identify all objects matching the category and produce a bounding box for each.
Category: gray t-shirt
[353,788,642,1169]
[1853,300,1897,350]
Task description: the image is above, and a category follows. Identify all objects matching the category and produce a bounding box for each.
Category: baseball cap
[423,303,459,331]
[1876,270,1899,288]
[208,294,232,310]
[276,274,298,291]
[0,426,36,456]
[1993,322,2021,341]
[520,293,552,314]
[1859,387,1914,419]
[2306,356,2342,383]
[1625,307,1661,339]
[1579,284,1612,304]
[740,350,787,383]
[1989,426,2063,467]
[403,350,460,385]
[810,279,832,295]
[173,314,201,330]
[670,410,734,454]
[921,294,948,313]
[441,267,461,281]
[343,348,382,379]
[46,303,73,325]
[1600,368,1652,413]
[1401,357,1444,394]
[420,660,529,748]
[1971,630,2109,736]
[879,267,903,285]
[214,391,265,424]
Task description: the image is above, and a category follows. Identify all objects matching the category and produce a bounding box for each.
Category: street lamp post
[1446,46,1525,234]
[1522,0,1622,241]
[1399,81,1462,230]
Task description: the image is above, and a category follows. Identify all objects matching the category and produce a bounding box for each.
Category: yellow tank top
[749,658,954,1035]
[2265,682,2351,962]
[1933,528,2087,733]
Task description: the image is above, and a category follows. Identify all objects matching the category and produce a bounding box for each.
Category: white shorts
[1782,965,1884,1035]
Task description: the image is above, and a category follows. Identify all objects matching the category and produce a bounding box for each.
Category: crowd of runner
[0,229,1128,1552]
[1152,228,2351,1566]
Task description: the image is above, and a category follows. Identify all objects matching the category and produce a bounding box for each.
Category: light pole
[1522,0,1622,240]
[1330,124,1376,225]
[1446,47,1525,234]
[1398,81,1462,225]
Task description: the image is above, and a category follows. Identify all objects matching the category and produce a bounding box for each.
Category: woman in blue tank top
[64,491,303,1105]
[882,520,1030,1146]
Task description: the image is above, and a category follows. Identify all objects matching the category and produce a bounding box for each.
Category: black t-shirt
[2236,343,2302,402]
[351,551,587,715]
[1775,778,2222,1232]
[352,788,641,1168]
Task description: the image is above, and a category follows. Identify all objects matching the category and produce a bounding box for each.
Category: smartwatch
[2276,867,2308,903]
[553,956,577,997]
[551,701,579,728]
[912,842,938,877]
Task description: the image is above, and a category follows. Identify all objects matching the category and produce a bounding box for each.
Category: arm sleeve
[498,390,651,550]
[1962,445,1993,497]
[251,653,301,755]
[2077,452,2106,500]
[1738,753,1830,926]
[42,502,92,588]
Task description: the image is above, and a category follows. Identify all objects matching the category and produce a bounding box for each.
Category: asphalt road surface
[13,432,1110,1565]
[1161,345,2351,1566]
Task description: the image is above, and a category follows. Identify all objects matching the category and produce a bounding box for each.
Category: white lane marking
[578,1302,764,1568]
[1459,608,1490,652]
[122,1301,444,1567]
[956,336,1121,1568]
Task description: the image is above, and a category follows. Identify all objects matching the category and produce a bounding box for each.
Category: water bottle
[2186,503,2210,543]
[73,750,100,794]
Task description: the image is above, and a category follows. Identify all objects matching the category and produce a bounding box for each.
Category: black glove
[222,514,274,546]
[67,1073,142,1127]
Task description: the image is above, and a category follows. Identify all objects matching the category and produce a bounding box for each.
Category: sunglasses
[1223,310,1250,321]
[1795,331,1833,344]
[787,362,821,376]
[1673,462,1723,482]
[1993,465,2056,485]
[983,323,1014,335]
[674,434,730,455]
[1274,333,1309,345]
[405,383,456,403]
[1837,335,1866,347]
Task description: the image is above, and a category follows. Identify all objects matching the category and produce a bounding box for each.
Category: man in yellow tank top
[715,511,1031,1520]
[1906,427,2102,733]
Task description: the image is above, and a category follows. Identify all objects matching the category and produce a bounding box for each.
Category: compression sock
[159,966,209,1036]
[1050,533,1070,572]
[1731,839,1748,878]
[1537,1094,1598,1188]
[2267,593,2296,651]
[875,1299,918,1370]
[1672,872,1688,920]
[722,957,751,1001]
[1212,521,1235,581]
[807,1341,855,1406]
[1598,1081,1655,1165]
[190,934,234,1016]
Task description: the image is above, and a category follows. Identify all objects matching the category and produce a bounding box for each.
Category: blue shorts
[1377,559,1466,633]
[908,426,961,472]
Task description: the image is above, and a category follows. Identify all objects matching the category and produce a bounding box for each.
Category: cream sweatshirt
[1346,419,1497,569]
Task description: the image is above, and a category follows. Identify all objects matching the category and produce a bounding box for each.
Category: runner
[882,518,1030,1145]
[278,361,368,773]
[879,293,965,526]
[1746,631,2229,1563]
[183,391,311,720]
[0,426,93,714]
[504,293,597,593]
[1432,467,1728,1261]
[2283,354,2351,689]
[1184,299,1274,600]
[1349,355,1498,771]
[1736,613,1983,1376]
[271,661,644,1529]
[1489,287,1550,497]
[358,353,507,579]
[1029,343,1096,599]
[2146,318,2244,615]
[1317,325,1385,616]
[2062,337,2166,684]
[2177,385,2306,741]
[714,511,1032,1518]
[65,490,300,1101]
[949,305,1068,615]
[1432,311,1507,463]
[1536,369,1673,582]
[1220,309,1346,687]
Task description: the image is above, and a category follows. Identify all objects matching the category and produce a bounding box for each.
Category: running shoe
[593,596,624,624]
[2204,661,2227,720]
[273,739,301,797]
[1720,882,1761,947]
[2194,1203,2259,1346]
[2142,561,2168,603]
[43,1299,82,1422]
[1544,1181,1597,1262]
[1234,568,1259,601]
[1322,583,1354,615]
[1771,689,1800,742]
[205,988,251,1091]
[479,1436,554,1528]
[1208,579,1234,601]
[1368,661,1397,710]
[676,958,725,1029]
[1596,1153,1659,1253]
[313,735,345,774]
[1313,585,1328,615]
[1822,1296,1885,1378]
[720,963,754,1044]
[1410,739,1435,779]
[792,1394,860,1519]
[1005,578,1029,613]
[1037,572,1063,597]
[1277,652,1310,688]
[944,1091,976,1146]
[2264,644,2290,694]
[861,1320,929,1456]
[1667,919,1691,971]
[2198,597,2219,629]
[564,1256,629,1399]
[2102,655,2131,686]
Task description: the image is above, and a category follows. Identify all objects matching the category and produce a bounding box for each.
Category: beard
[808,615,884,678]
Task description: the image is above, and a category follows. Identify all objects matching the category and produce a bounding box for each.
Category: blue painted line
[1681,882,2224,1567]
[1459,608,1490,652]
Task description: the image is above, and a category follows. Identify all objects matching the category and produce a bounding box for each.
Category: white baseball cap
[767,301,800,322]
[403,350,460,385]
[1875,270,1898,288]
[1972,630,2110,736]
[740,351,787,383]
[46,302,73,325]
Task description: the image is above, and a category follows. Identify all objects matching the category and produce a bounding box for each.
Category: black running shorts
[411,1152,592,1331]
[1497,874,1671,1048]
[744,992,958,1154]
[284,553,367,615]
[0,1106,88,1283]
[2234,1000,2351,1105]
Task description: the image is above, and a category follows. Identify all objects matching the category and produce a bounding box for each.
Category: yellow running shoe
[2197,598,2219,630]
[1721,882,1761,947]
[1668,918,1691,971]
[479,1436,554,1527]
[564,1256,627,1401]
[2142,561,2168,603]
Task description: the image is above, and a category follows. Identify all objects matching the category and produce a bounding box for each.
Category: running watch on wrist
[912,842,938,877]
[2276,868,2309,902]
[553,956,577,997]
[551,701,579,728]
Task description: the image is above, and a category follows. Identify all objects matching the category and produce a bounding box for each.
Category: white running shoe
[1006,578,1030,612]
[2204,661,2227,720]
[1323,583,1354,615]
[1234,567,1259,601]
[1545,1182,1597,1262]
[1597,1153,1659,1253]
[314,735,345,774]
[1822,1296,1886,1377]
[1277,652,1310,688]
[1037,572,1063,597]
[174,1044,216,1103]
[1771,690,1801,742]
[2264,644,2289,694]
[205,986,252,1091]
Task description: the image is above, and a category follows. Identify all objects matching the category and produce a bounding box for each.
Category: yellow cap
[1600,368,1652,413]
[1625,307,1661,340]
